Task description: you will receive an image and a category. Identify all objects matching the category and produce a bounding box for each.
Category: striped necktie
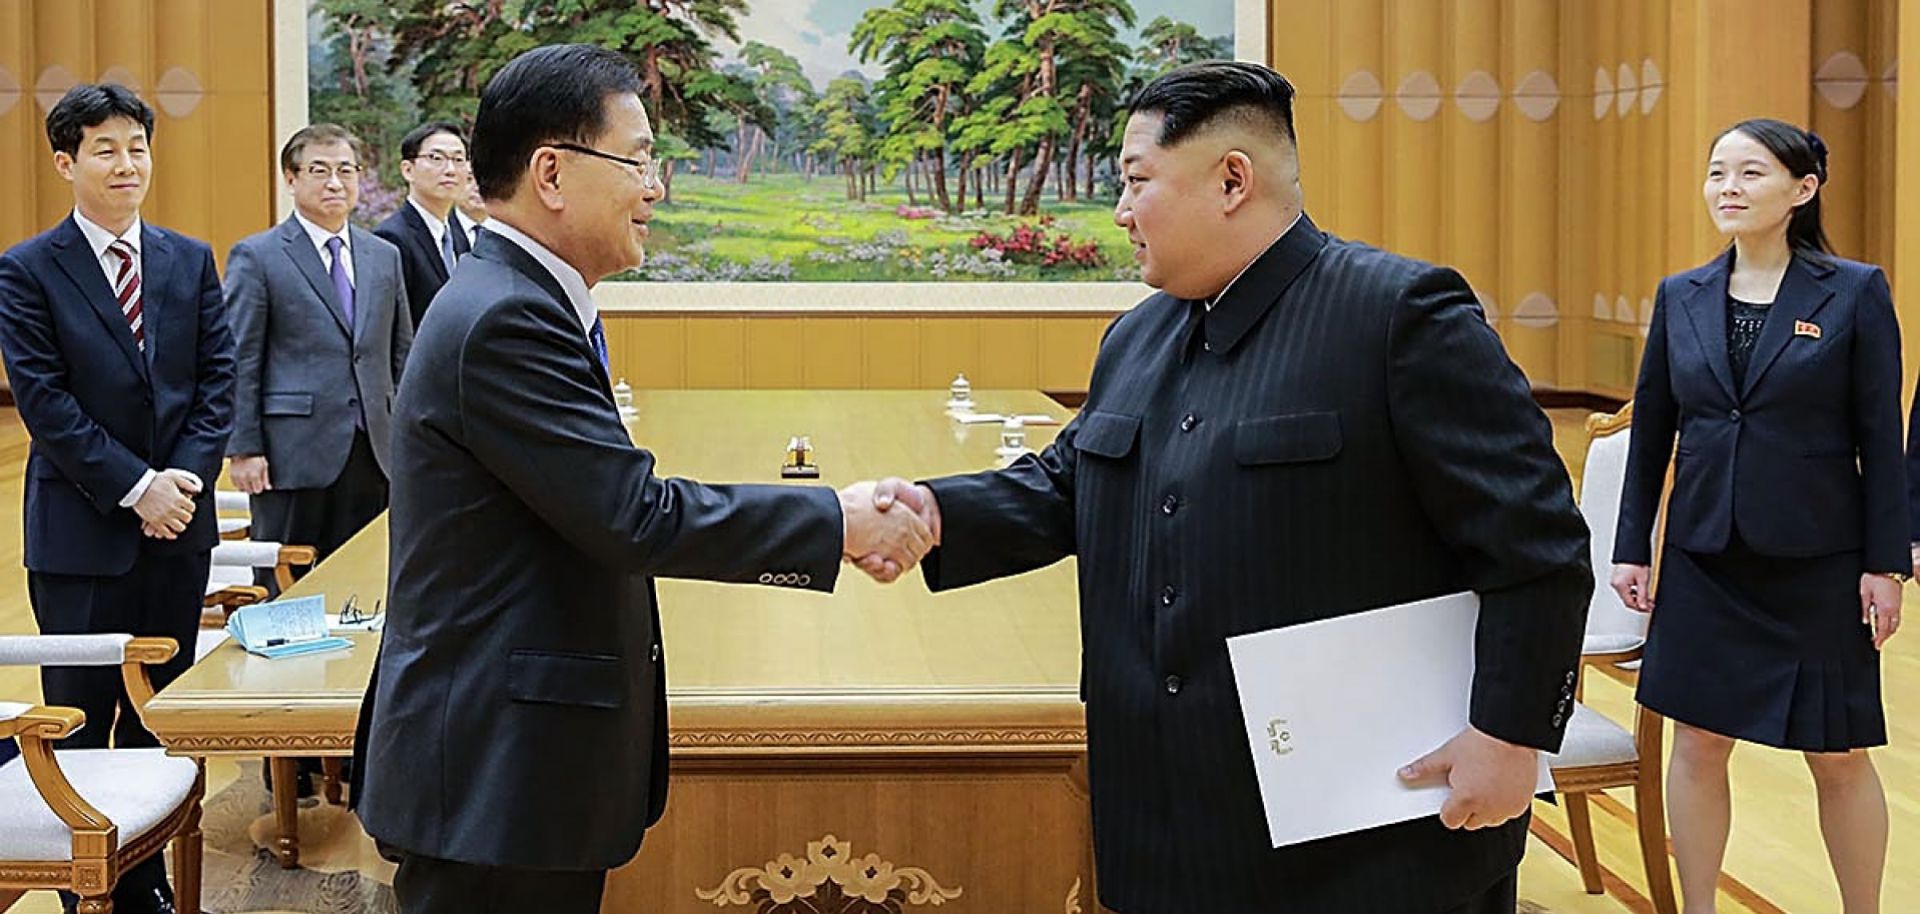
[108,240,145,351]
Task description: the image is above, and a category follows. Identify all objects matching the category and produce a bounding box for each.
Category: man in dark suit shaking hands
[0,83,235,914]
[858,62,1591,914]
[352,44,933,914]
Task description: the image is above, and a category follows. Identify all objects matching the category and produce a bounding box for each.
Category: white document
[1225,591,1554,848]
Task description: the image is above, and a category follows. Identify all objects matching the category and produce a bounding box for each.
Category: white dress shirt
[71,209,203,507]
[293,210,354,288]
[408,196,453,257]
[480,219,598,335]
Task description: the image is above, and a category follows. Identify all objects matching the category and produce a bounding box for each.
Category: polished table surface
[144,389,1083,753]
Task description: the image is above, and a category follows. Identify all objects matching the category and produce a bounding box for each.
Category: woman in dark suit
[1612,119,1904,914]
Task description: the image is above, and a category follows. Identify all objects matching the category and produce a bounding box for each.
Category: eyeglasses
[549,142,659,185]
[340,594,383,627]
[301,163,361,182]
[414,150,470,169]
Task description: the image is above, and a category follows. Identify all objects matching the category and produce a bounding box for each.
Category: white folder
[1225,591,1554,848]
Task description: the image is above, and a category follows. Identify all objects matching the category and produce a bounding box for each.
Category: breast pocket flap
[262,392,314,417]
[1073,411,1141,459]
[507,650,625,709]
[1234,412,1343,465]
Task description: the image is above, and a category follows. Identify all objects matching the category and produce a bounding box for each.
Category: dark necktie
[589,316,609,371]
[326,236,355,328]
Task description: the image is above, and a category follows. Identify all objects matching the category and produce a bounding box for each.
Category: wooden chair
[0,634,203,914]
[207,540,318,596]
[1539,402,1677,914]
[215,489,251,541]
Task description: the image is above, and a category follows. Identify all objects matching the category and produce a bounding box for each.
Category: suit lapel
[1676,251,1736,401]
[471,232,611,395]
[50,217,149,383]
[138,224,170,375]
[1740,255,1837,398]
[402,203,450,283]
[279,217,354,340]
[347,226,390,352]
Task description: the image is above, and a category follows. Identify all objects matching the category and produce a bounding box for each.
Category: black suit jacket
[0,216,235,575]
[920,215,1591,914]
[354,231,844,870]
[1621,251,1908,574]
[372,201,468,329]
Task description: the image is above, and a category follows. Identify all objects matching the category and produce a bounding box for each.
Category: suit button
[758,572,773,584]
[1180,414,1198,432]
[799,574,812,586]
[1160,585,1177,606]
[1566,672,1576,684]
[1161,494,1179,516]
[142,394,153,406]
[1729,409,1742,422]
[1553,712,1565,727]
[1164,675,1183,695]
[650,644,661,662]
[1202,341,1213,353]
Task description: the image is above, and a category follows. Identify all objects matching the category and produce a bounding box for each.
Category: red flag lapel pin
[1793,320,1822,340]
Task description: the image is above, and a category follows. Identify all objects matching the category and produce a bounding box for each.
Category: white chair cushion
[0,701,32,722]
[1546,702,1637,770]
[1582,633,1645,655]
[205,565,256,596]
[218,517,249,535]
[193,630,230,663]
[215,490,250,513]
[0,634,134,667]
[0,749,197,861]
[212,541,283,568]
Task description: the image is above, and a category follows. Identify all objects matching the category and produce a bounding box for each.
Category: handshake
[838,477,942,583]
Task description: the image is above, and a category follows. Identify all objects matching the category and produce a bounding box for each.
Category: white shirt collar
[479,218,597,333]
[408,196,449,242]
[292,210,349,254]
[72,208,142,260]
[1207,211,1303,311]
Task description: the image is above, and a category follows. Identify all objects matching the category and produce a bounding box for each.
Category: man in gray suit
[225,124,412,568]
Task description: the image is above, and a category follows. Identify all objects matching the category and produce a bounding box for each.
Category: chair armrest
[5,706,114,835]
[0,703,85,742]
[120,638,180,712]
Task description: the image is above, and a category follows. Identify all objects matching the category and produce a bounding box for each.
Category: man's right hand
[839,481,935,582]
[231,455,272,494]
[133,472,196,539]
[1610,563,1653,612]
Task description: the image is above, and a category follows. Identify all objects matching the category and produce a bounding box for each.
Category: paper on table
[953,412,1061,425]
[1225,592,1554,848]
[227,594,353,659]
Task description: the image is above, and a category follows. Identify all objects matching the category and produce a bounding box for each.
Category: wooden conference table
[144,390,1099,914]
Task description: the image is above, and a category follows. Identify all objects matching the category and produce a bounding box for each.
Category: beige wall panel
[207,92,271,258]
[32,2,90,234]
[916,317,981,389]
[1898,0,1920,401]
[1037,318,1103,392]
[612,316,689,390]
[151,0,214,235]
[743,317,804,389]
[861,318,921,388]
[1268,1,1335,224]
[208,0,270,95]
[1501,0,1562,386]
[0,1,38,246]
[1442,0,1500,303]
[1326,0,1384,242]
[94,0,152,87]
[972,317,1043,390]
[685,317,748,388]
[1811,0,1870,261]
[1864,0,1896,281]
[799,317,866,388]
[1382,0,1442,261]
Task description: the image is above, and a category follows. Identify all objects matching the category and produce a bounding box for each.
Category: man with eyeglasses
[225,121,410,571]
[374,120,472,327]
[353,44,933,913]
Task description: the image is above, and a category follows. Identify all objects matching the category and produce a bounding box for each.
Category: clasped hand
[838,477,942,583]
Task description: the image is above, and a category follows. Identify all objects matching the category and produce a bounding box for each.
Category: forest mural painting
[310,1,1234,282]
